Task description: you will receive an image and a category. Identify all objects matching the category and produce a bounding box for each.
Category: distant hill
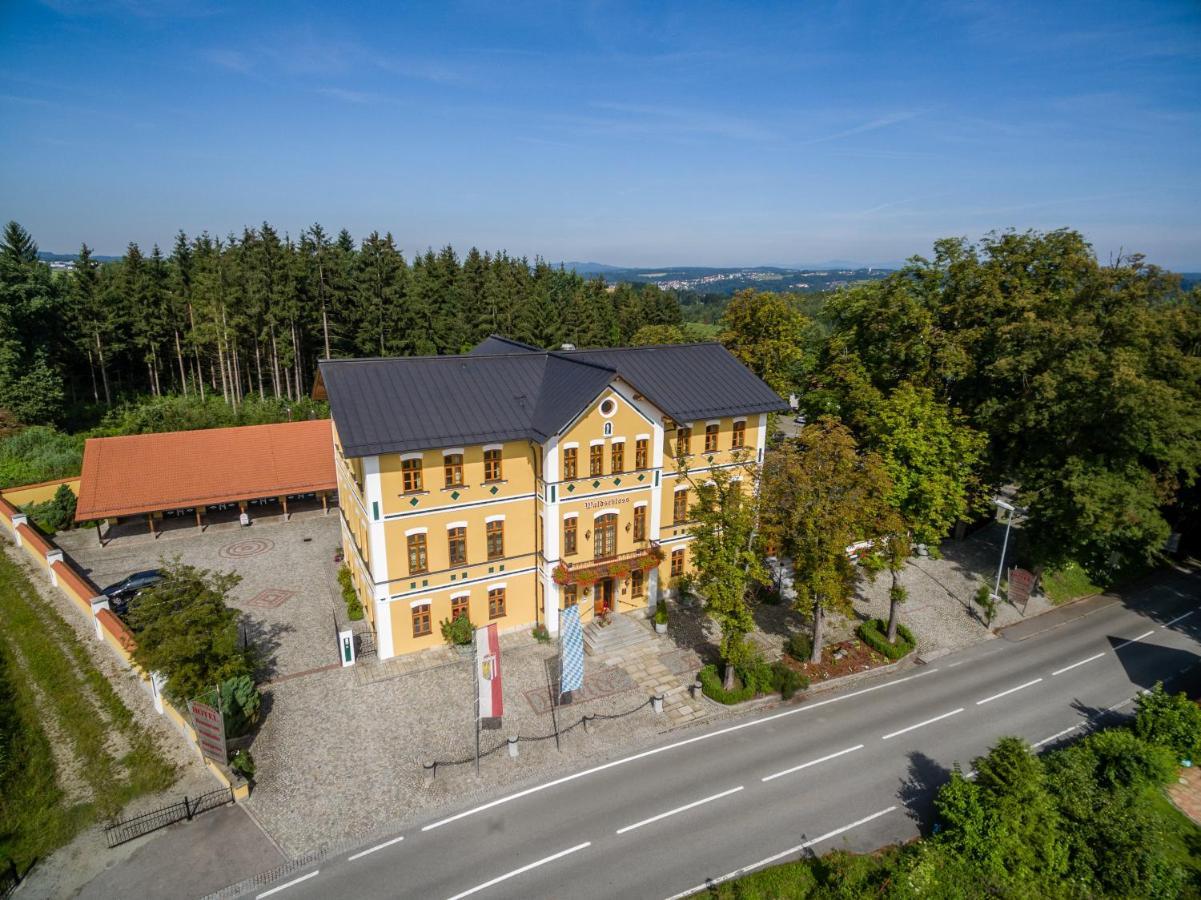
[558,263,894,295]
[37,250,121,264]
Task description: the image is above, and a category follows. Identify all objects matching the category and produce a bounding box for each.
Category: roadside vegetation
[710,683,1201,899]
[0,550,175,873]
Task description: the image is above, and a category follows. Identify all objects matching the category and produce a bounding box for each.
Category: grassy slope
[0,550,175,871]
[1042,561,1103,605]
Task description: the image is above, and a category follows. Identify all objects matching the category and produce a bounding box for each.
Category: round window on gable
[599,398,617,418]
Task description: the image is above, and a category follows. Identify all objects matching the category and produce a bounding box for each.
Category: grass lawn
[1154,787,1201,895]
[1042,561,1104,605]
[0,550,176,873]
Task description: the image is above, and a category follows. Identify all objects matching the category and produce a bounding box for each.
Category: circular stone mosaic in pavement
[219,537,275,559]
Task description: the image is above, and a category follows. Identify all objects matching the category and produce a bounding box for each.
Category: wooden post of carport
[195,507,204,531]
[147,512,156,538]
[320,491,328,514]
[279,495,288,521]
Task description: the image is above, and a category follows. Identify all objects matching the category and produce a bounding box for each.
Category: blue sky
[2,1,1199,268]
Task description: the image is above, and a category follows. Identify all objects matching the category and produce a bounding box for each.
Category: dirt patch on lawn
[781,637,894,683]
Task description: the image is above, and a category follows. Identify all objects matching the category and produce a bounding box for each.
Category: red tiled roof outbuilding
[75,419,336,521]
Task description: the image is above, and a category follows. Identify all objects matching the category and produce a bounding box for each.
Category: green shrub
[218,674,261,739]
[531,624,550,643]
[1135,681,1201,761]
[336,565,364,621]
[95,393,329,437]
[654,598,668,625]
[1086,728,1177,791]
[440,613,474,646]
[738,655,776,695]
[771,661,808,699]
[229,748,255,780]
[784,631,812,662]
[0,426,83,488]
[22,483,77,535]
[698,664,755,704]
[974,583,997,625]
[856,618,915,660]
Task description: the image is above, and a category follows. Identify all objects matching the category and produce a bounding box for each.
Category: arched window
[594,513,618,560]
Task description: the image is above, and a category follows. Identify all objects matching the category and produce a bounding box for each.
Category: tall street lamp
[992,497,1016,600]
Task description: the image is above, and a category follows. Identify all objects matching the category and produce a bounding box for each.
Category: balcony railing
[552,542,664,586]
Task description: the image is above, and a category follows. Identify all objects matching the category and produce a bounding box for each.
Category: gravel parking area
[57,512,345,681]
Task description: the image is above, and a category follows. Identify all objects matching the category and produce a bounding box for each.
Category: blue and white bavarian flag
[559,605,584,694]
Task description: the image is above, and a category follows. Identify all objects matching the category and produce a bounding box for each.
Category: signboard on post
[476,623,503,719]
[559,605,584,695]
[1008,567,1037,614]
[189,699,227,765]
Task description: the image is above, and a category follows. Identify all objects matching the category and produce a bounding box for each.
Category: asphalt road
[250,566,1201,900]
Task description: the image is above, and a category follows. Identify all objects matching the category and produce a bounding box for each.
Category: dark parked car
[102,569,163,615]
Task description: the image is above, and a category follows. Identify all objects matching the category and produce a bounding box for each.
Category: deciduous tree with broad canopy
[761,418,893,662]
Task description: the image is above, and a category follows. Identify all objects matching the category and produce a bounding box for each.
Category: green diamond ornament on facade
[567,484,575,493]
[637,473,645,481]
[613,477,621,486]
[450,490,460,500]
[409,497,419,507]
[490,485,499,495]
[592,480,600,488]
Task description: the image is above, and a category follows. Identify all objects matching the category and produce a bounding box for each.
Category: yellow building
[318,336,786,660]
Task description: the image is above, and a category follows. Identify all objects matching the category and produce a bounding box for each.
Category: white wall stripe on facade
[363,454,394,659]
[383,492,536,520]
[387,566,539,602]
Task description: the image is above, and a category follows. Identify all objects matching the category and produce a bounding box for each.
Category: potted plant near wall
[441,614,475,655]
[653,598,668,634]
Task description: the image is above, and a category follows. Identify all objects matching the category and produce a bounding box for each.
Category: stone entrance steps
[583,612,652,656]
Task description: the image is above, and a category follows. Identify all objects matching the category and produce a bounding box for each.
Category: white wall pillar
[11,513,26,546]
[90,596,110,638]
[542,436,561,635]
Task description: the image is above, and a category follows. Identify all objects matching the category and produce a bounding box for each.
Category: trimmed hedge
[698,661,809,704]
[857,618,915,660]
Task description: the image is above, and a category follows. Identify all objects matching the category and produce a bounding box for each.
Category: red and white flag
[475,623,503,719]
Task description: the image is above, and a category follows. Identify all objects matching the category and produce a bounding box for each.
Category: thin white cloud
[798,110,923,145]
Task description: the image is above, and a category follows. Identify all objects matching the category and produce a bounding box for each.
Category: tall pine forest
[0,221,684,429]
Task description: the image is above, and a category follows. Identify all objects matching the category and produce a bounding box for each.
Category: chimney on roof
[560,343,576,351]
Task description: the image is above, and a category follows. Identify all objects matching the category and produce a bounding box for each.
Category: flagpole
[474,626,481,776]
[551,632,562,752]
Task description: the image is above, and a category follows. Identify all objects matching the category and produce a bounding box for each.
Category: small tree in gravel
[681,451,766,690]
[127,559,255,704]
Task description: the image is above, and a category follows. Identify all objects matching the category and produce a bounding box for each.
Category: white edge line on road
[615,786,744,835]
[421,669,938,832]
[1163,609,1196,628]
[257,870,319,899]
[664,805,899,899]
[1033,725,1080,748]
[445,842,591,900]
[975,678,1043,706]
[762,745,865,782]
[1051,653,1105,676]
[881,708,964,741]
[347,834,404,862]
[1114,629,1155,650]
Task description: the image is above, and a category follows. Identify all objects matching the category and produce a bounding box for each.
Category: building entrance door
[594,578,614,617]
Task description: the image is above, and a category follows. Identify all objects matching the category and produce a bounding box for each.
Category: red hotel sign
[189,699,227,764]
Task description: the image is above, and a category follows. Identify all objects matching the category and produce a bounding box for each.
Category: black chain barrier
[427,696,654,772]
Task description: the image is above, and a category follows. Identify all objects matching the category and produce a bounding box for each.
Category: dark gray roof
[320,338,786,458]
